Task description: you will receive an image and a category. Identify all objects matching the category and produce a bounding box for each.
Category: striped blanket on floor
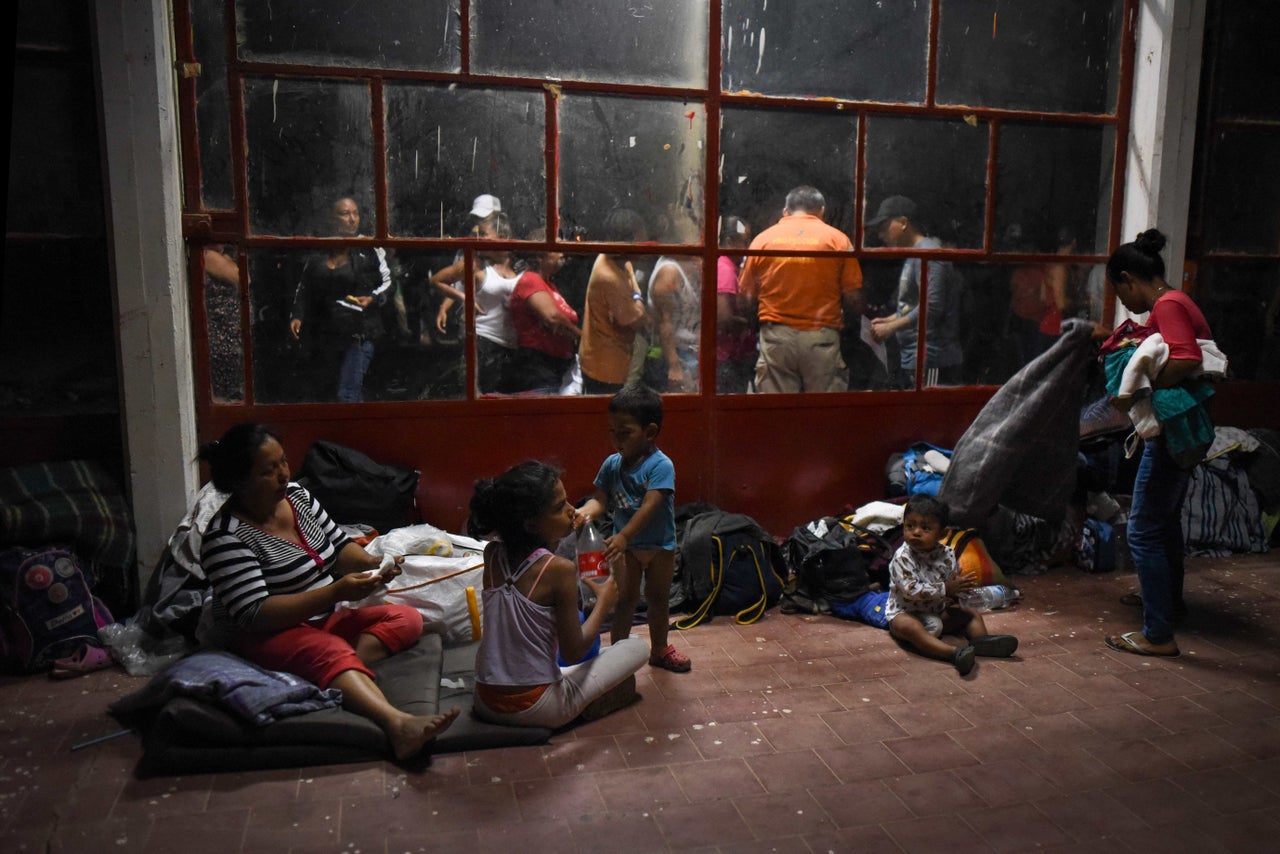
[0,459,136,603]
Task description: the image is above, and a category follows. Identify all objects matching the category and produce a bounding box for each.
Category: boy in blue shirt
[578,385,690,672]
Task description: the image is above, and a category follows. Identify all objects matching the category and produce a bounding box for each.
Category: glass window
[1202,127,1280,255]
[385,84,545,239]
[190,0,233,209]
[236,0,460,72]
[995,122,1115,255]
[720,106,859,240]
[721,0,929,104]
[558,95,706,245]
[249,245,466,404]
[243,78,374,236]
[471,0,708,88]
[864,116,989,250]
[937,0,1123,114]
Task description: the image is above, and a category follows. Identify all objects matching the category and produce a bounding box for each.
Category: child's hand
[945,574,977,598]
[603,532,628,562]
[571,510,589,531]
[585,574,619,612]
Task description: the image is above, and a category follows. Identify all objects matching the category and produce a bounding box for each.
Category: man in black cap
[866,195,965,387]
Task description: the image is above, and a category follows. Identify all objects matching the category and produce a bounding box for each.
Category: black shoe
[953,645,976,676]
[971,634,1019,658]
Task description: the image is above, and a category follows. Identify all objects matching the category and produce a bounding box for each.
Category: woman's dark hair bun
[1134,228,1167,257]
[197,438,221,464]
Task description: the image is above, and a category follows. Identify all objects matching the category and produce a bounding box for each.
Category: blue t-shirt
[593,448,676,550]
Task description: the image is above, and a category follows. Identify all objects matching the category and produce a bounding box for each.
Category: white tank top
[474,266,521,348]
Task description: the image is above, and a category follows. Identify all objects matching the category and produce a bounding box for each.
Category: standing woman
[509,230,582,393]
[289,197,392,402]
[200,423,458,760]
[716,215,756,393]
[1104,229,1213,658]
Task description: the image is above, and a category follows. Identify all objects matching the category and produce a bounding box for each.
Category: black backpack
[295,440,419,535]
[672,511,787,629]
[783,517,897,613]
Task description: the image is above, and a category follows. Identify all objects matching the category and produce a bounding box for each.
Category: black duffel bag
[295,440,419,535]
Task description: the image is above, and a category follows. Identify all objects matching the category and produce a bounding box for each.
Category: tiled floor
[2,552,1278,853]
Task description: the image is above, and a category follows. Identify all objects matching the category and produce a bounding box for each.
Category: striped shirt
[201,484,352,628]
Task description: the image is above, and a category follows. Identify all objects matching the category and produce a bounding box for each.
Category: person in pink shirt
[716,215,756,393]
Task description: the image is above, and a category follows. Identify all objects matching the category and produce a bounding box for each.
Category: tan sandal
[1105,631,1179,657]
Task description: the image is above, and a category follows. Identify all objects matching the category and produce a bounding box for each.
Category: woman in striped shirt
[199,423,457,760]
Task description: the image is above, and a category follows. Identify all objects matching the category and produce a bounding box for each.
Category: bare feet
[387,706,460,761]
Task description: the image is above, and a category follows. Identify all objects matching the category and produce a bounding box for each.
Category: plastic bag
[98,618,193,676]
[355,524,487,644]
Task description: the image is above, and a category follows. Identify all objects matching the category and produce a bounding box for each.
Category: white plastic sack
[355,524,487,644]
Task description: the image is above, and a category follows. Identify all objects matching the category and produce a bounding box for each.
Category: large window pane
[721,0,928,104]
[559,95,706,245]
[937,0,1123,114]
[995,123,1114,255]
[244,78,374,236]
[864,116,989,250]
[1203,127,1280,255]
[720,107,858,241]
[1196,261,1280,383]
[249,246,465,404]
[386,84,545,239]
[191,0,233,209]
[236,0,460,72]
[472,0,707,88]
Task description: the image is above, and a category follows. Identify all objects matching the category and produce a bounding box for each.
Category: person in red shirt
[1104,228,1213,659]
[739,186,864,393]
[509,231,582,394]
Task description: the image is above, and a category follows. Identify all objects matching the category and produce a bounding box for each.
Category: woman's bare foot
[387,707,460,761]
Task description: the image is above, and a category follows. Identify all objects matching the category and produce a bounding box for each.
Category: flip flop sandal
[1105,631,1179,657]
[1119,592,1143,607]
[51,644,114,679]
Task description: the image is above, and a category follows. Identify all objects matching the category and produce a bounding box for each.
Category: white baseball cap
[470,194,502,218]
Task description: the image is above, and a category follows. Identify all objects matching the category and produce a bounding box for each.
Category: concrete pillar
[1118,0,1207,320]
[94,0,198,591]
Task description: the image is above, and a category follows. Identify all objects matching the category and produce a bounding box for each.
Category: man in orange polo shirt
[739,186,864,393]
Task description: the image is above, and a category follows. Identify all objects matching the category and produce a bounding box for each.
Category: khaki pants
[754,323,848,393]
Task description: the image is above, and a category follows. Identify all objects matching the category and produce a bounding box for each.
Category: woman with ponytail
[199,423,458,760]
[1103,230,1214,657]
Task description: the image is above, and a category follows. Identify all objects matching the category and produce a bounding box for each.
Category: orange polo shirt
[740,214,862,331]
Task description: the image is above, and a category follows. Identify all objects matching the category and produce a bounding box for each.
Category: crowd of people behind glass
[257,192,1104,404]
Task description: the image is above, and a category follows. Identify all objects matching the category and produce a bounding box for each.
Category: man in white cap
[470,194,502,221]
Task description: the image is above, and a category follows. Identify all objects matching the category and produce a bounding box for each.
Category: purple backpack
[0,546,113,673]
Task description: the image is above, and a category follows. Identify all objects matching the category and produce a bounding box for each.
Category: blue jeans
[337,339,375,402]
[1128,436,1191,643]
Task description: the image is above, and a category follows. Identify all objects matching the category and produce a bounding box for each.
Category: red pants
[231,604,423,689]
